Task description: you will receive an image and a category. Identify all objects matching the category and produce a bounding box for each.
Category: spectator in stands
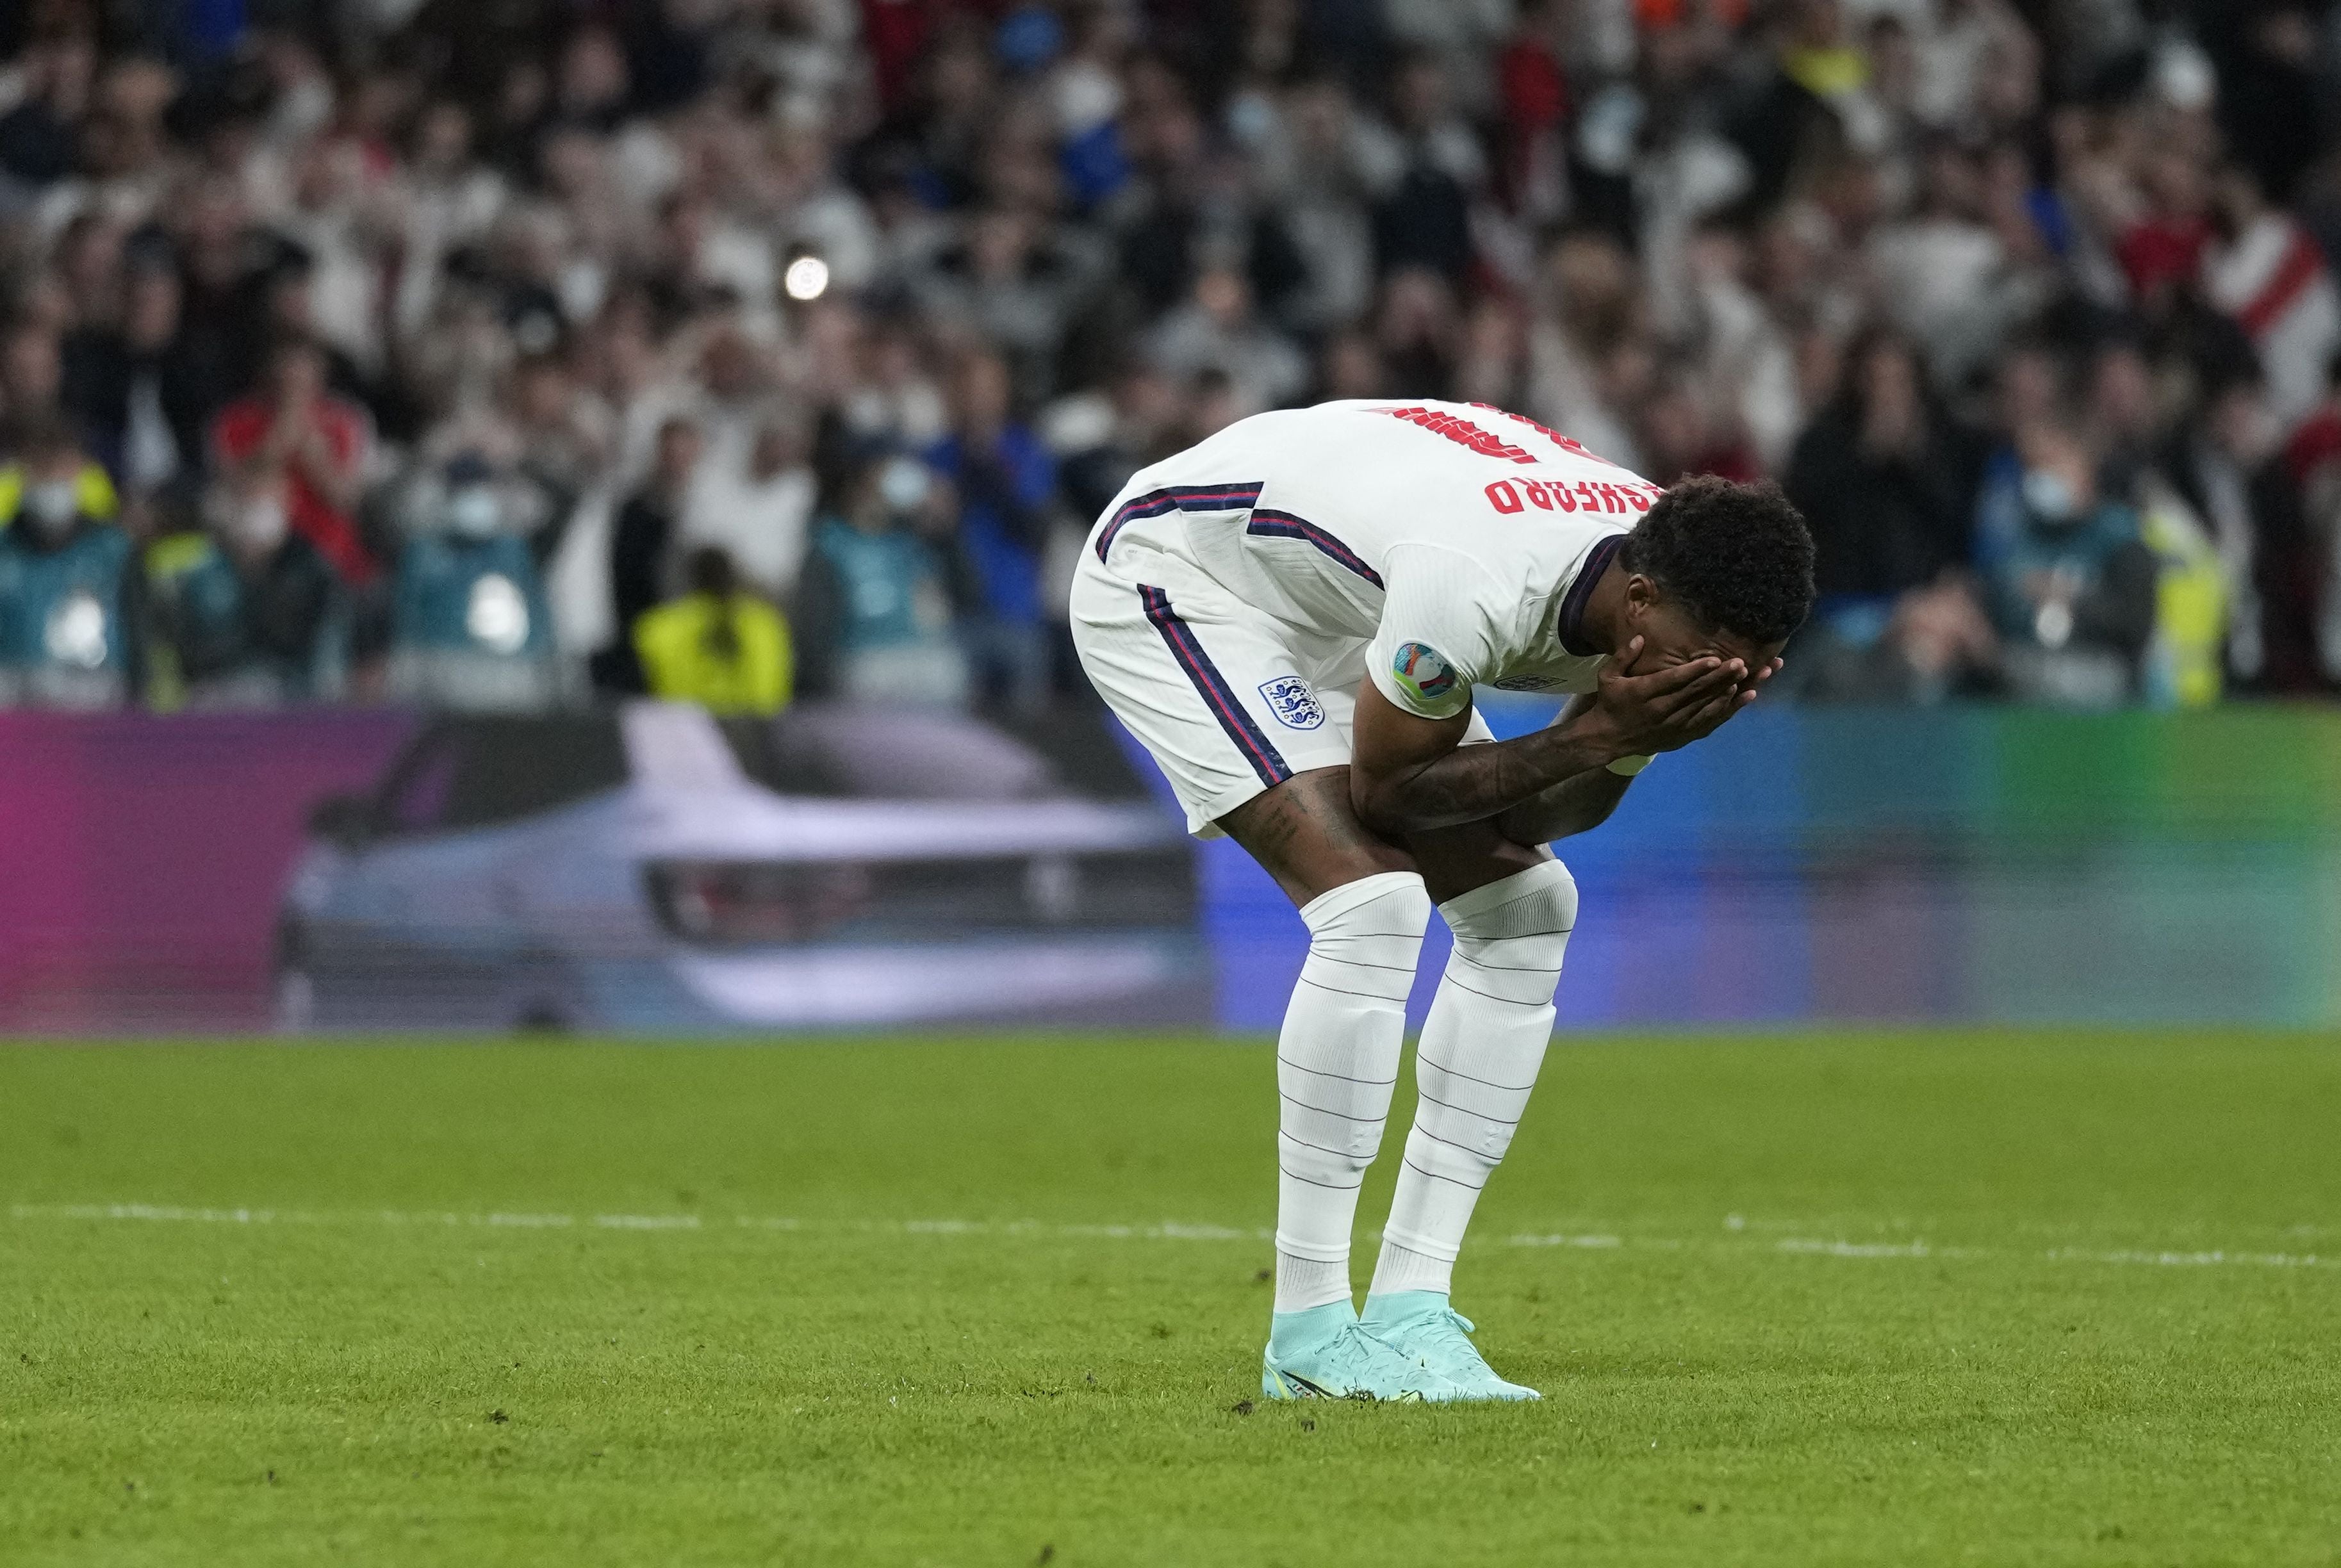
[389,100,509,341]
[0,0,2333,713]
[1144,265,1312,418]
[924,347,1056,715]
[2282,353,2341,683]
[1374,50,1483,286]
[2164,365,2321,690]
[680,407,816,605]
[504,350,610,552]
[634,546,793,717]
[1050,360,1187,527]
[905,206,1112,405]
[795,449,966,707]
[1975,419,2160,706]
[210,335,375,587]
[600,414,702,695]
[143,467,345,707]
[1,315,69,433]
[61,247,208,496]
[0,379,119,532]
[2203,165,2341,434]
[1784,330,1992,699]
[0,30,91,190]
[388,452,557,712]
[0,418,135,707]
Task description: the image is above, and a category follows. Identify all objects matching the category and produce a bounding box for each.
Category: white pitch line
[1777,1237,1966,1259]
[19,1202,313,1225]
[2047,1246,2326,1269]
[6,1203,2331,1271]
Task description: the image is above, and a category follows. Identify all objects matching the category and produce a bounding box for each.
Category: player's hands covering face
[1590,638,1780,755]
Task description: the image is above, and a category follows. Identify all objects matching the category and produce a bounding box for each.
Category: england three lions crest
[1258,676,1325,730]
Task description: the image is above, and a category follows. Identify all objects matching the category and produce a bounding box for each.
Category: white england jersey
[1070,399,1655,833]
[1091,399,1651,717]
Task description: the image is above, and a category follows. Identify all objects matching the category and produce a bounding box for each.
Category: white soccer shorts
[1071,547,1491,837]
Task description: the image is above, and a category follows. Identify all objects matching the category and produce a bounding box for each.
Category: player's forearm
[1353,710,1625,836]
[1490,694,1629,842]
[1493,766,1632,845]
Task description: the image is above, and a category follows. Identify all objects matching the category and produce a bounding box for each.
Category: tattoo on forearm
[1381,726,1608,833]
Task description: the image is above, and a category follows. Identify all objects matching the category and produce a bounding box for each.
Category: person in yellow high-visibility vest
[632,546,793,715]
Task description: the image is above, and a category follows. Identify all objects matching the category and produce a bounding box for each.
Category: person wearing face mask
[387,450,559,712]
[142,466,348,707]
[1975,418,2160,705]
[209,334,377,587]
[0,419,137,708]
[0,407,120,537]
[793,446,969,706]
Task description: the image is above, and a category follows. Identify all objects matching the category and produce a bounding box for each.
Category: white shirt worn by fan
[679,455,817,601]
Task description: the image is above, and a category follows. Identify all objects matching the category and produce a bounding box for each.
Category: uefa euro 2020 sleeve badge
[1391,641,1459,712]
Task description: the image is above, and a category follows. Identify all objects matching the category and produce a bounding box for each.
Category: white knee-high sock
[1372,858,1576,1300]
[1272,870,1431,1314]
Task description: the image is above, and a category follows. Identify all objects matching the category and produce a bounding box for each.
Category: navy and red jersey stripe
[1098,482,1384,592]
[1095,482,1265,560]
[1137,584,1292,789]
[1244,509,1384,588]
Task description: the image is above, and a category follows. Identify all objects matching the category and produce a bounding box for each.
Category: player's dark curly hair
[1618,476,1816,644]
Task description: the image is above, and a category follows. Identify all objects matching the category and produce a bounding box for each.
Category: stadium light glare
[784,255,830,302]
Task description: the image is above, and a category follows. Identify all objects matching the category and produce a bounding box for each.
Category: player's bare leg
[1218,772,1556,1400]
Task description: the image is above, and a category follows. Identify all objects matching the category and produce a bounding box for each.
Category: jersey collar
[1557,534,1623,658]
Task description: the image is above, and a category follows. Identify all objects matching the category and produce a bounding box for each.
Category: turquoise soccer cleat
[1361,1291,1541,1401]
[1260,1301,1465,1402]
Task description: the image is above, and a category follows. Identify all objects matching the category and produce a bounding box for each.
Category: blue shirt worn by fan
[924,426,1056,626]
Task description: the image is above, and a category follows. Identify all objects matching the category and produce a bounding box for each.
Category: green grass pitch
[4,1030,2338,1565]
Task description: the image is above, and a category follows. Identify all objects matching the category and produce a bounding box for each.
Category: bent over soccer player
[1071,398,1816,1402]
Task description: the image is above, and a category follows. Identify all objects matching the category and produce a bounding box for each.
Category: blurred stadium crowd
[1,0,2339,717]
